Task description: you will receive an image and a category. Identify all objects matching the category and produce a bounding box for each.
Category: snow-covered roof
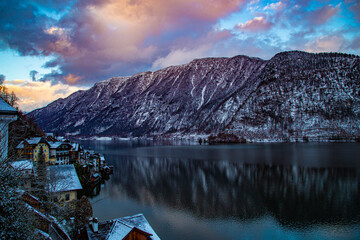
[107,221,133,240]
[0,97,17,114]
[10,160,33,171]
[49,141,72,149]
[17,137,49,148]
[16,141,24,149]
[116,214,160,240]
[49,141,63,149]
[27,137,42,145]
[48,165,82,192]
[87,214,161,240]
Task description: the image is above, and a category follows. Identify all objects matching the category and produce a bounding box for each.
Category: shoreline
[71,134,360,144]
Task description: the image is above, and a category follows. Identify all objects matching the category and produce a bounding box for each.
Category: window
[65,194,70,201]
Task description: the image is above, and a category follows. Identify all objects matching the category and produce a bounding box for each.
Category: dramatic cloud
[0,0,359,92]
[0,0,58,56]
[236,16,274,32]
[50,0,248,83]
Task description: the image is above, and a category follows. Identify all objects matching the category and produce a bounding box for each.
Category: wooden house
[9,160,34,189]
[87,213,161,240]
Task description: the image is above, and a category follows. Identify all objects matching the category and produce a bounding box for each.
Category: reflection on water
[108,156,360,227]
[79,141,360,240]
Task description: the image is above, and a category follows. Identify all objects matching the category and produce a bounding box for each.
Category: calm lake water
[78,140,360,240]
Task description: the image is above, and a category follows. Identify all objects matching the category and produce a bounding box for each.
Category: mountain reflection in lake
[80,141,360,240]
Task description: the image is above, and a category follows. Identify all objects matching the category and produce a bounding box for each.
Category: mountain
[28,51,360,141]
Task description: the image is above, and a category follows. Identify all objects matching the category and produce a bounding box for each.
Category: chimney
[92,218,99,233]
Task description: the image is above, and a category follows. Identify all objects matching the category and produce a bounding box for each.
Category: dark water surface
[79,140,360,240]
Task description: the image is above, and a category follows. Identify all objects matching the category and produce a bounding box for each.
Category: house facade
[48,164,82,203]
[0,97,18,161]
[49,142,73,165]
[17,137,50,163]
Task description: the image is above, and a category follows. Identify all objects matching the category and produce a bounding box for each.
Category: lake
[78,140,360,240]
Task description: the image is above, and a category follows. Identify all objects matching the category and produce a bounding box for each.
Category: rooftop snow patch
[0,97,17,114]
[10,160,33,171]
[48,164,82,192]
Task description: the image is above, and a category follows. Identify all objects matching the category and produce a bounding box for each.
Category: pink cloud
[305,35,345,53]
[308,4,340,25]
[47,0,248,84]
[349,1,360,22]
[235,16,274,32]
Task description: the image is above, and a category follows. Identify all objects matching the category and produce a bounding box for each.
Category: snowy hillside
[28,51,360,141]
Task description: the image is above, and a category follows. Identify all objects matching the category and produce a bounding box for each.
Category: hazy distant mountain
[28,51,360,141]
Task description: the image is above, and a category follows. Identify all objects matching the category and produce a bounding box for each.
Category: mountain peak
[28,51,360,141]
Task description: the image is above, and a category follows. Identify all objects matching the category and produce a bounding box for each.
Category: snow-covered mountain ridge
[28,51,360,141]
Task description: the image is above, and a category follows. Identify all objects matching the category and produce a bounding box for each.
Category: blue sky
[0,0,359,111]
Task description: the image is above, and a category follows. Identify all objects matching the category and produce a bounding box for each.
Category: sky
[0,0,359,112]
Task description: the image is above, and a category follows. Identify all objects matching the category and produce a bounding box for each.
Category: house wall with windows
[0,98,18,161]
[33,142,50,163]
[53,190,77,203]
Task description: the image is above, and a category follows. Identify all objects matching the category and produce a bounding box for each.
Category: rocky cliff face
[28,51,360,140]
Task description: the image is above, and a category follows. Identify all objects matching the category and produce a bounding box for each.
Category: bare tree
[0,124,38,239]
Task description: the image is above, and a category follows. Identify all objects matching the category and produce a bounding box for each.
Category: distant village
[1,96,161,239]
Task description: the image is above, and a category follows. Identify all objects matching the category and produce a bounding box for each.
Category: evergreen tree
[34,146,48,202]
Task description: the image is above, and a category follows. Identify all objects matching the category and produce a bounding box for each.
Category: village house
[9,159,34,189]
[16,137,50,163]
[0,97,18,161]
[48,164,83,203]
[49,141,73,165]
[70,142,83,164]
[87,213,161,240]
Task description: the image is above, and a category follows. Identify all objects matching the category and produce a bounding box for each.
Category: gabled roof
[48,165,82,192]
[87,213,161,240]
[49,141,72,149]
[116,214,160,240]
[49,141,62,149]
[107,221,133,240]
[17,137,50,148]
[0,97,17,114]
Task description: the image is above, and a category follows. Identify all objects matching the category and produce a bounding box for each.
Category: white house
[0,97,17,162]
